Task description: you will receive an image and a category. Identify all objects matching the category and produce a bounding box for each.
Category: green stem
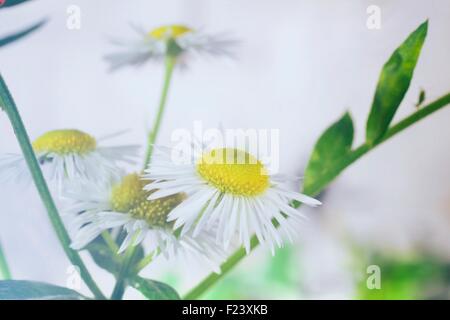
[135,254,153,272]
[135,250,157,273]
[100,231,124,268]
[110,55,177,299]
[0,74,105,299]
[304,92,450,196]
[101,231,120,254]
[110,244,137,300]
[142,56,176,170]
[184,92,450,300]
[0,241,12,280]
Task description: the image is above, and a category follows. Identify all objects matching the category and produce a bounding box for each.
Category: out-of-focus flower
[104,24,236,71]
[65,172,223,272]
[144,147,321,253]
[0,129,138,188]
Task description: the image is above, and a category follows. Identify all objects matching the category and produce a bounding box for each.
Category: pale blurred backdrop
[1,0,449,299]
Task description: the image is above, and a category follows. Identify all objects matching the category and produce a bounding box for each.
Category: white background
[0,0,449,298]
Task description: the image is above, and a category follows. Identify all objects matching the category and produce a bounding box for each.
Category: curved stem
[0,74,105,299]
[110,244,137,300]
[142,56,176,170]
[184,92,450,300]
[0,241,12,280]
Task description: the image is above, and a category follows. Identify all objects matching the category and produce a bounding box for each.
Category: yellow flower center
[110,173,184,228]
[32,129,97,155]
[196,148,270,197]
[149,24,193,40]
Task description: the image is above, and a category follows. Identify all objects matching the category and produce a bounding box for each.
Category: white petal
[273,187,322,207]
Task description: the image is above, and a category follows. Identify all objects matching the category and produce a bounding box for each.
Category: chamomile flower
[104,24,236,71]
[144,147,322,253]
[0,129,138,188]
[65,173,223,272]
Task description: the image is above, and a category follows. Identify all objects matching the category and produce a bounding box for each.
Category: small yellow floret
[196,148,270,197]
[149,25,193,40]
[32,129,96,155]
[110,173,184,228]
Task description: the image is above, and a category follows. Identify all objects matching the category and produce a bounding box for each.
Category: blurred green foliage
[358,254,450,300]
[202,246,302,299]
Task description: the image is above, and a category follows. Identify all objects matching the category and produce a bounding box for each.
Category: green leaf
[0,280,86,300]
[86,238,121,276]
[366,20,428,144]
[0,19,47,48]
[86,233,144,277]
[0,0,35,9]
[303,112,354,195]
[131,276,180,300]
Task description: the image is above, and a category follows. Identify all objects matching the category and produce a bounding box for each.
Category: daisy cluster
[0,24,320,273]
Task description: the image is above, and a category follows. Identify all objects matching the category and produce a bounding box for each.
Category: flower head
[0,129,138,188]
[148,25,193,40]
[144,146,321,253]
[65,172,223,272]
[104,24,236,71]
[32,129,97,155]
[196,148,270,196]
[110,173,184,228]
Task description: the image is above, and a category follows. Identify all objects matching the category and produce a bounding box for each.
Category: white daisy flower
[143,147,322,253]
[65,172,223,272]
[104,24,236,71]
[0,129,138,188]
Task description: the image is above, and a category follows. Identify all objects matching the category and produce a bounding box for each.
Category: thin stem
[184,92,450,299]
[135,251,157,273]
[101,231,119,254]
[110,244,137,300]
[142,56,176,170]
[0,74,105,299]
[0,241,12,280]
[109,55,177,299]
[100,231,124,267]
